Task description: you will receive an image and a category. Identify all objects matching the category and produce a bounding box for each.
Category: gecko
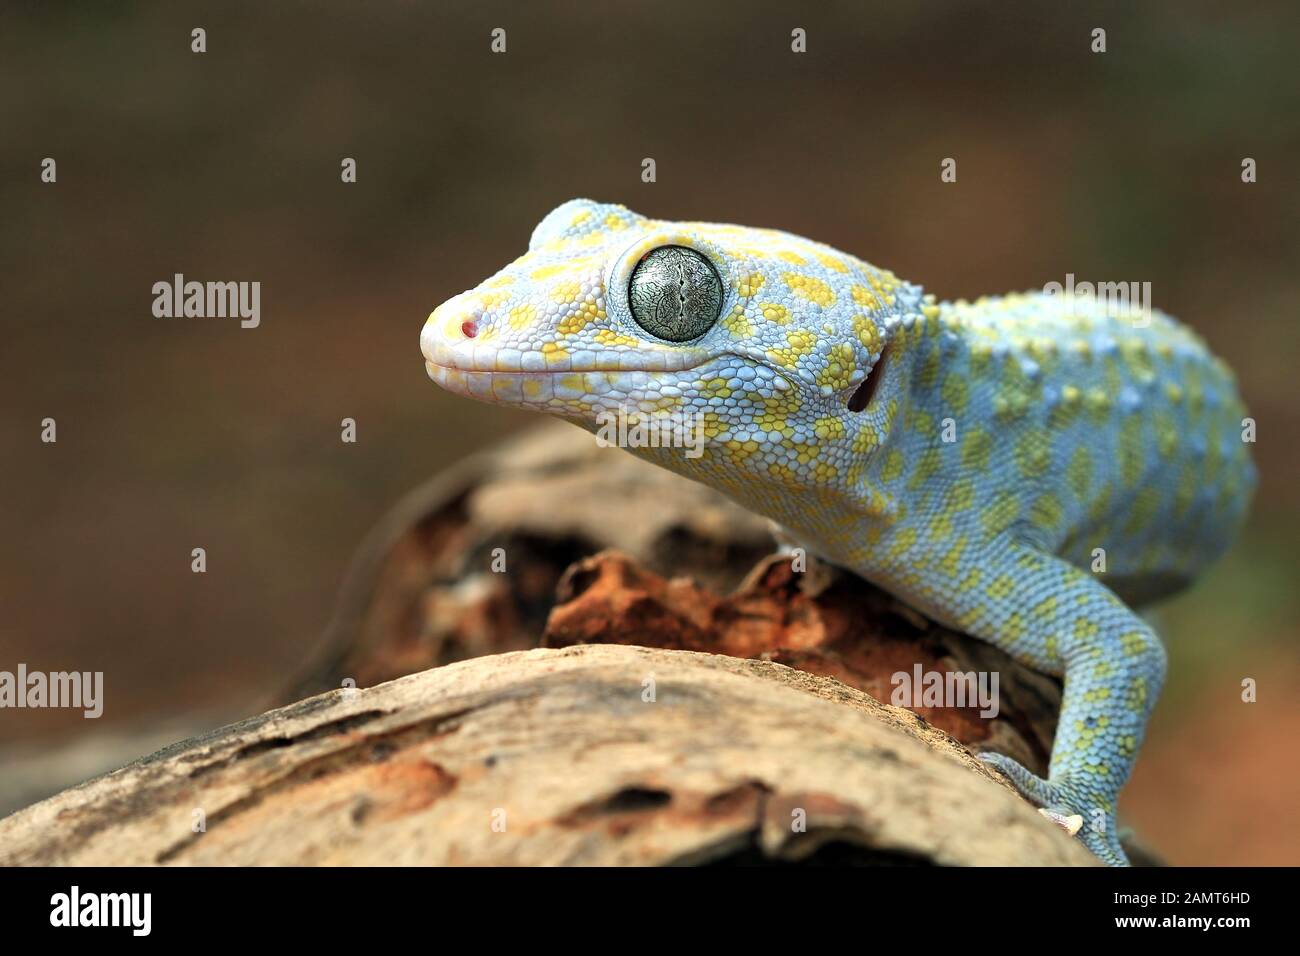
[420,199,1256,865]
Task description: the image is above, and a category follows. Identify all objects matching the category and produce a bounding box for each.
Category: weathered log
[0,644,1093,866]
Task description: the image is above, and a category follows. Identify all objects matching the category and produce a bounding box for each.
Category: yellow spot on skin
[594,328,640,347]
[816,343,856,391]
[1085,389,1112,422]
[551,280,586,306]
[699,376,732,399]
[783,273,836,308]
[887,527,918,559]
[1029,493,1062,530]
[811,460,839,482]
[1016,434,1051,478]
[721,304,752,338]
[851,284,882,311]
[766,330,817,370]
[851,423,880,455]
[755,392,800,436]
[957,604,986,631]
[981,492,1020,535]
[941,373,968,413]
[907,447,941,490]
[722,438,761,461]
[766,460,800,484]
[777,250,807,265]
[995,358,1038,422]
[438,310,463,340]
[814,251,849,273]
[759,302,791,325]
[1067,446,1092,499]
[1119,417,1145,486]
[907,409,936,438]
[1120,338,1155,381]
[853,315,883,354]
[814,417,846,440]
[880,449,905,482]
[1154,411,1178,458]
[1123,488,1161,535]
[939,535,967,576]
[1049,385,1082,428]
[961,429,993,471]
[557,301,603,336]
[947,479,976,512]
[738,272,766,297]
[987,575,1016,599]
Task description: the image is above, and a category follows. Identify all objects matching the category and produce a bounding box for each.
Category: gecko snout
[421,292,487,371]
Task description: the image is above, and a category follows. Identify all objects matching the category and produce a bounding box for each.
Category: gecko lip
[421,337,707,375]
[424,358,802,410]
[424,359,652,405]
[423,359,583,378]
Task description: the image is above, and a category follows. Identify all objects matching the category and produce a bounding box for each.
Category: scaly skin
[420,199,1256,865]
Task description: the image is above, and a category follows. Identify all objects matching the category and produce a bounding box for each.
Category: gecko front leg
[936,543,1167,865]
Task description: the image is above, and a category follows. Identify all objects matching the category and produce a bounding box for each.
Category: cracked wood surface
[0,644,1093,866]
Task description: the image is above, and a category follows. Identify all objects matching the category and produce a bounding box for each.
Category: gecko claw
[1038,807,1084,836]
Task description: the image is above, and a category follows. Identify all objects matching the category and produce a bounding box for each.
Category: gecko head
[422,198,925,507]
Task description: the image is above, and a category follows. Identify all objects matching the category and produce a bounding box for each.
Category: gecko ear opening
[848,343,890,412]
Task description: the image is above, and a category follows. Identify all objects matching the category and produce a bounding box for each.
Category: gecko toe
[978,752,1061,805]
[980,752,1130,865]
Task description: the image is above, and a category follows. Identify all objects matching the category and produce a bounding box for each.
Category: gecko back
[924,291,1256,607]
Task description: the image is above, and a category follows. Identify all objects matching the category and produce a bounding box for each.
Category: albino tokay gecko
[421,199,1255,865]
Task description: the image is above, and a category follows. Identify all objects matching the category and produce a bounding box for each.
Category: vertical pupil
[628,246,723,342]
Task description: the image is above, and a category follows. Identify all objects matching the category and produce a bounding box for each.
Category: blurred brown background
[1,1,1297,863]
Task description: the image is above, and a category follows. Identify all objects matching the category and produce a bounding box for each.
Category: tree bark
[0,644,1093,866]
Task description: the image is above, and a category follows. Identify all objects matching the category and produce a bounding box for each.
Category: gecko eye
[627,245,724,343]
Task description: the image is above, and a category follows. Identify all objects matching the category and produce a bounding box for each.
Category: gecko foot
[979,752,1129,866]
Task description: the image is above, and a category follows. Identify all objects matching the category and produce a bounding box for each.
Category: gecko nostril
[461,320,479,339]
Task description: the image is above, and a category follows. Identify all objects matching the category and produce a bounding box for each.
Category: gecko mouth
[423,358,671,406]
[424,357,804,413]
[422,344,705,376]
[425,359,635,376]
